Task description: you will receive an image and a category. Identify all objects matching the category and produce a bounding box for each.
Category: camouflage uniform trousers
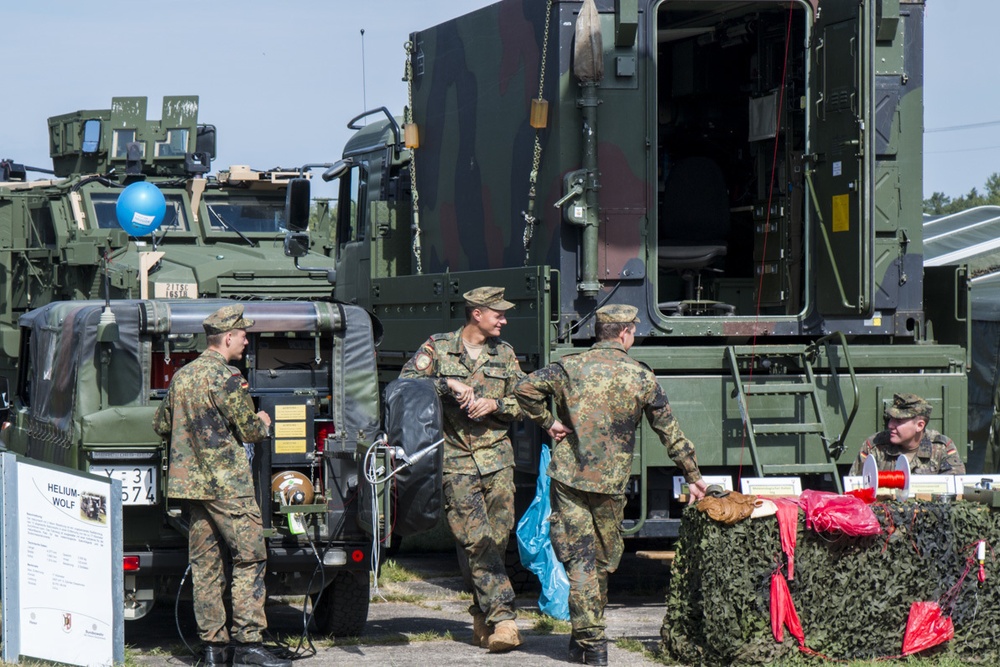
[549,478,626,648]
[443,467,517,624]
[187,497,268,644]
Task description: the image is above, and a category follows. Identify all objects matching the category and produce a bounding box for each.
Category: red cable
[738,2,797,486]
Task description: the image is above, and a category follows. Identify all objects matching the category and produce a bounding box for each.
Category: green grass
[378,558,419,584]
[647,650,985,667]
[517,609,573,634]
[616,637,659,661]
[371,590,425,604]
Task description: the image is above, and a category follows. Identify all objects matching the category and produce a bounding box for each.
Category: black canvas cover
[382,378,443,536]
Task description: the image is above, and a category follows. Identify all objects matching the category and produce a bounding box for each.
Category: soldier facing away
[399,286,526,652]
[152,304,289,667]
[849,392,965,476]
[514,304,708,666]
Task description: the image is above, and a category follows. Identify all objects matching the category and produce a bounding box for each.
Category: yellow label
[832,193,850,232]
[275,404,306,420]
[275,439,307,454]
[275,421,306,438]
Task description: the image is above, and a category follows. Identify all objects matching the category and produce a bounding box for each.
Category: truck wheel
[311,570,370,638]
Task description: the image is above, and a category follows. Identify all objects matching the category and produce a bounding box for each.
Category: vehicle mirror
[322,159,352,182]
[284,178,311,232]
[0,377,10,425]
[82,119,101,154]
[196,124,217,159]
[284,232,311,258]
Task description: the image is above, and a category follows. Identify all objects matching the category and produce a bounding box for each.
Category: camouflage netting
[660,500,1000,665]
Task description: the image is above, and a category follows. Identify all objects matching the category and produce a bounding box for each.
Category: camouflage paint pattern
[549,478,625,647]
[399,328,524,474]
[443,468,517,625]
[187,498,268,644]
[849,428,965,476]
[153,349,270,499]
[514,340,701,494]
[0,96,336,379]
[326,0,970,536]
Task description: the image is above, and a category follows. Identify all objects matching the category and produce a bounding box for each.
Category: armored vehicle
[302,0,969,537]
[0,98,436,634]
[0,95,336,381]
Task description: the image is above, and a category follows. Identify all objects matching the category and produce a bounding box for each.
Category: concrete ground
[127,549,677,667]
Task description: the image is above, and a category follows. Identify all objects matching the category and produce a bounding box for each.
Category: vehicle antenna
[361,28,368,122]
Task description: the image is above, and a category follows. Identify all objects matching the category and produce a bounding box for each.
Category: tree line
[924,172,1000,215]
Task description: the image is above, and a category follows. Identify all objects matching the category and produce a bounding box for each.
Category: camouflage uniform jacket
[849,428,966,476]
[514,340,701,494]
[153,350,270,499]
[399,329,524,475]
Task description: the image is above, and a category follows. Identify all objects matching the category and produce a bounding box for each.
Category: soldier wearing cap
[399,286,526,652]
[153,305,290,667]
[849,392,965,476]
[514,303,707,666]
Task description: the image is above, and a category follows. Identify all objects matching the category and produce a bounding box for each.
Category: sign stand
[0,452,124,666]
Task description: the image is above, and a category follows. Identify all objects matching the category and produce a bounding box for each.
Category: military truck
[298,0,969,537]
[1,298,386,634]
[0,97,435,634]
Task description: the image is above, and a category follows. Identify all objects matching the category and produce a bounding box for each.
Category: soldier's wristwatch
[495,398,502,412]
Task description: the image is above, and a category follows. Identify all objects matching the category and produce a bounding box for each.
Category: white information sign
[1,453,123,667]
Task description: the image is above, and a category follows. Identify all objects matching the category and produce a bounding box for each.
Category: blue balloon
[115,182,167,236]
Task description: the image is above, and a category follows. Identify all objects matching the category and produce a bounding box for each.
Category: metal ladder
[725,332,859,493]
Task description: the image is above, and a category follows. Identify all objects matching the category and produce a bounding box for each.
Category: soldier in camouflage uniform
[153,305,290,667]
[399,286,525,653]
[514,304,707,666]
[849,392,965,475]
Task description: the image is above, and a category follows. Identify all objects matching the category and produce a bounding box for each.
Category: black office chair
[658,156,732,309]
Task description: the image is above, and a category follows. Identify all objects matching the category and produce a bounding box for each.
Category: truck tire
[311,570,370,638]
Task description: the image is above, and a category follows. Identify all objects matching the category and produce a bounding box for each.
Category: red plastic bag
[902,601,954,655]
[770,569,805,647]
[774,498,799,580]
[797,489,881,536]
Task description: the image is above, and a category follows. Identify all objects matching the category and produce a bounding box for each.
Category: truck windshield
[203,194,287,234]
[91,192,189,231]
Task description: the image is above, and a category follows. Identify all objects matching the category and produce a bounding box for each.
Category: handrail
[806,331,859,459]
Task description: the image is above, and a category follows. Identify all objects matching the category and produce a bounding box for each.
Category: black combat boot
[568,637,608,666]
[568,636,585,662]
[232,643,291,667]
[202,643,229,666]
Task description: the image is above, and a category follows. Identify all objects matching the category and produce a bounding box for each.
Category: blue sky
[2,1,994,201]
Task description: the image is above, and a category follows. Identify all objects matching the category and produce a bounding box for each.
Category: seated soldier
[849,393,965,475]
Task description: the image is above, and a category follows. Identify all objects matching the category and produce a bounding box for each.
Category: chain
[521,0,553,265]
[404,40,423,275]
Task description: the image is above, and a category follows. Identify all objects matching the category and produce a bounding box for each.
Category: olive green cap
[595,304,640,324]
[203,304,254,335]
[463,286,515,311]
[885,393,931,420]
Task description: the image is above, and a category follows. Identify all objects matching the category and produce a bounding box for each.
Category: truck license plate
[89,465,158,505]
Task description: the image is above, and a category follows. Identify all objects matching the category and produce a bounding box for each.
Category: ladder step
[752,422,824,435]
[762,463,840,475]
[744,382,816,395]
